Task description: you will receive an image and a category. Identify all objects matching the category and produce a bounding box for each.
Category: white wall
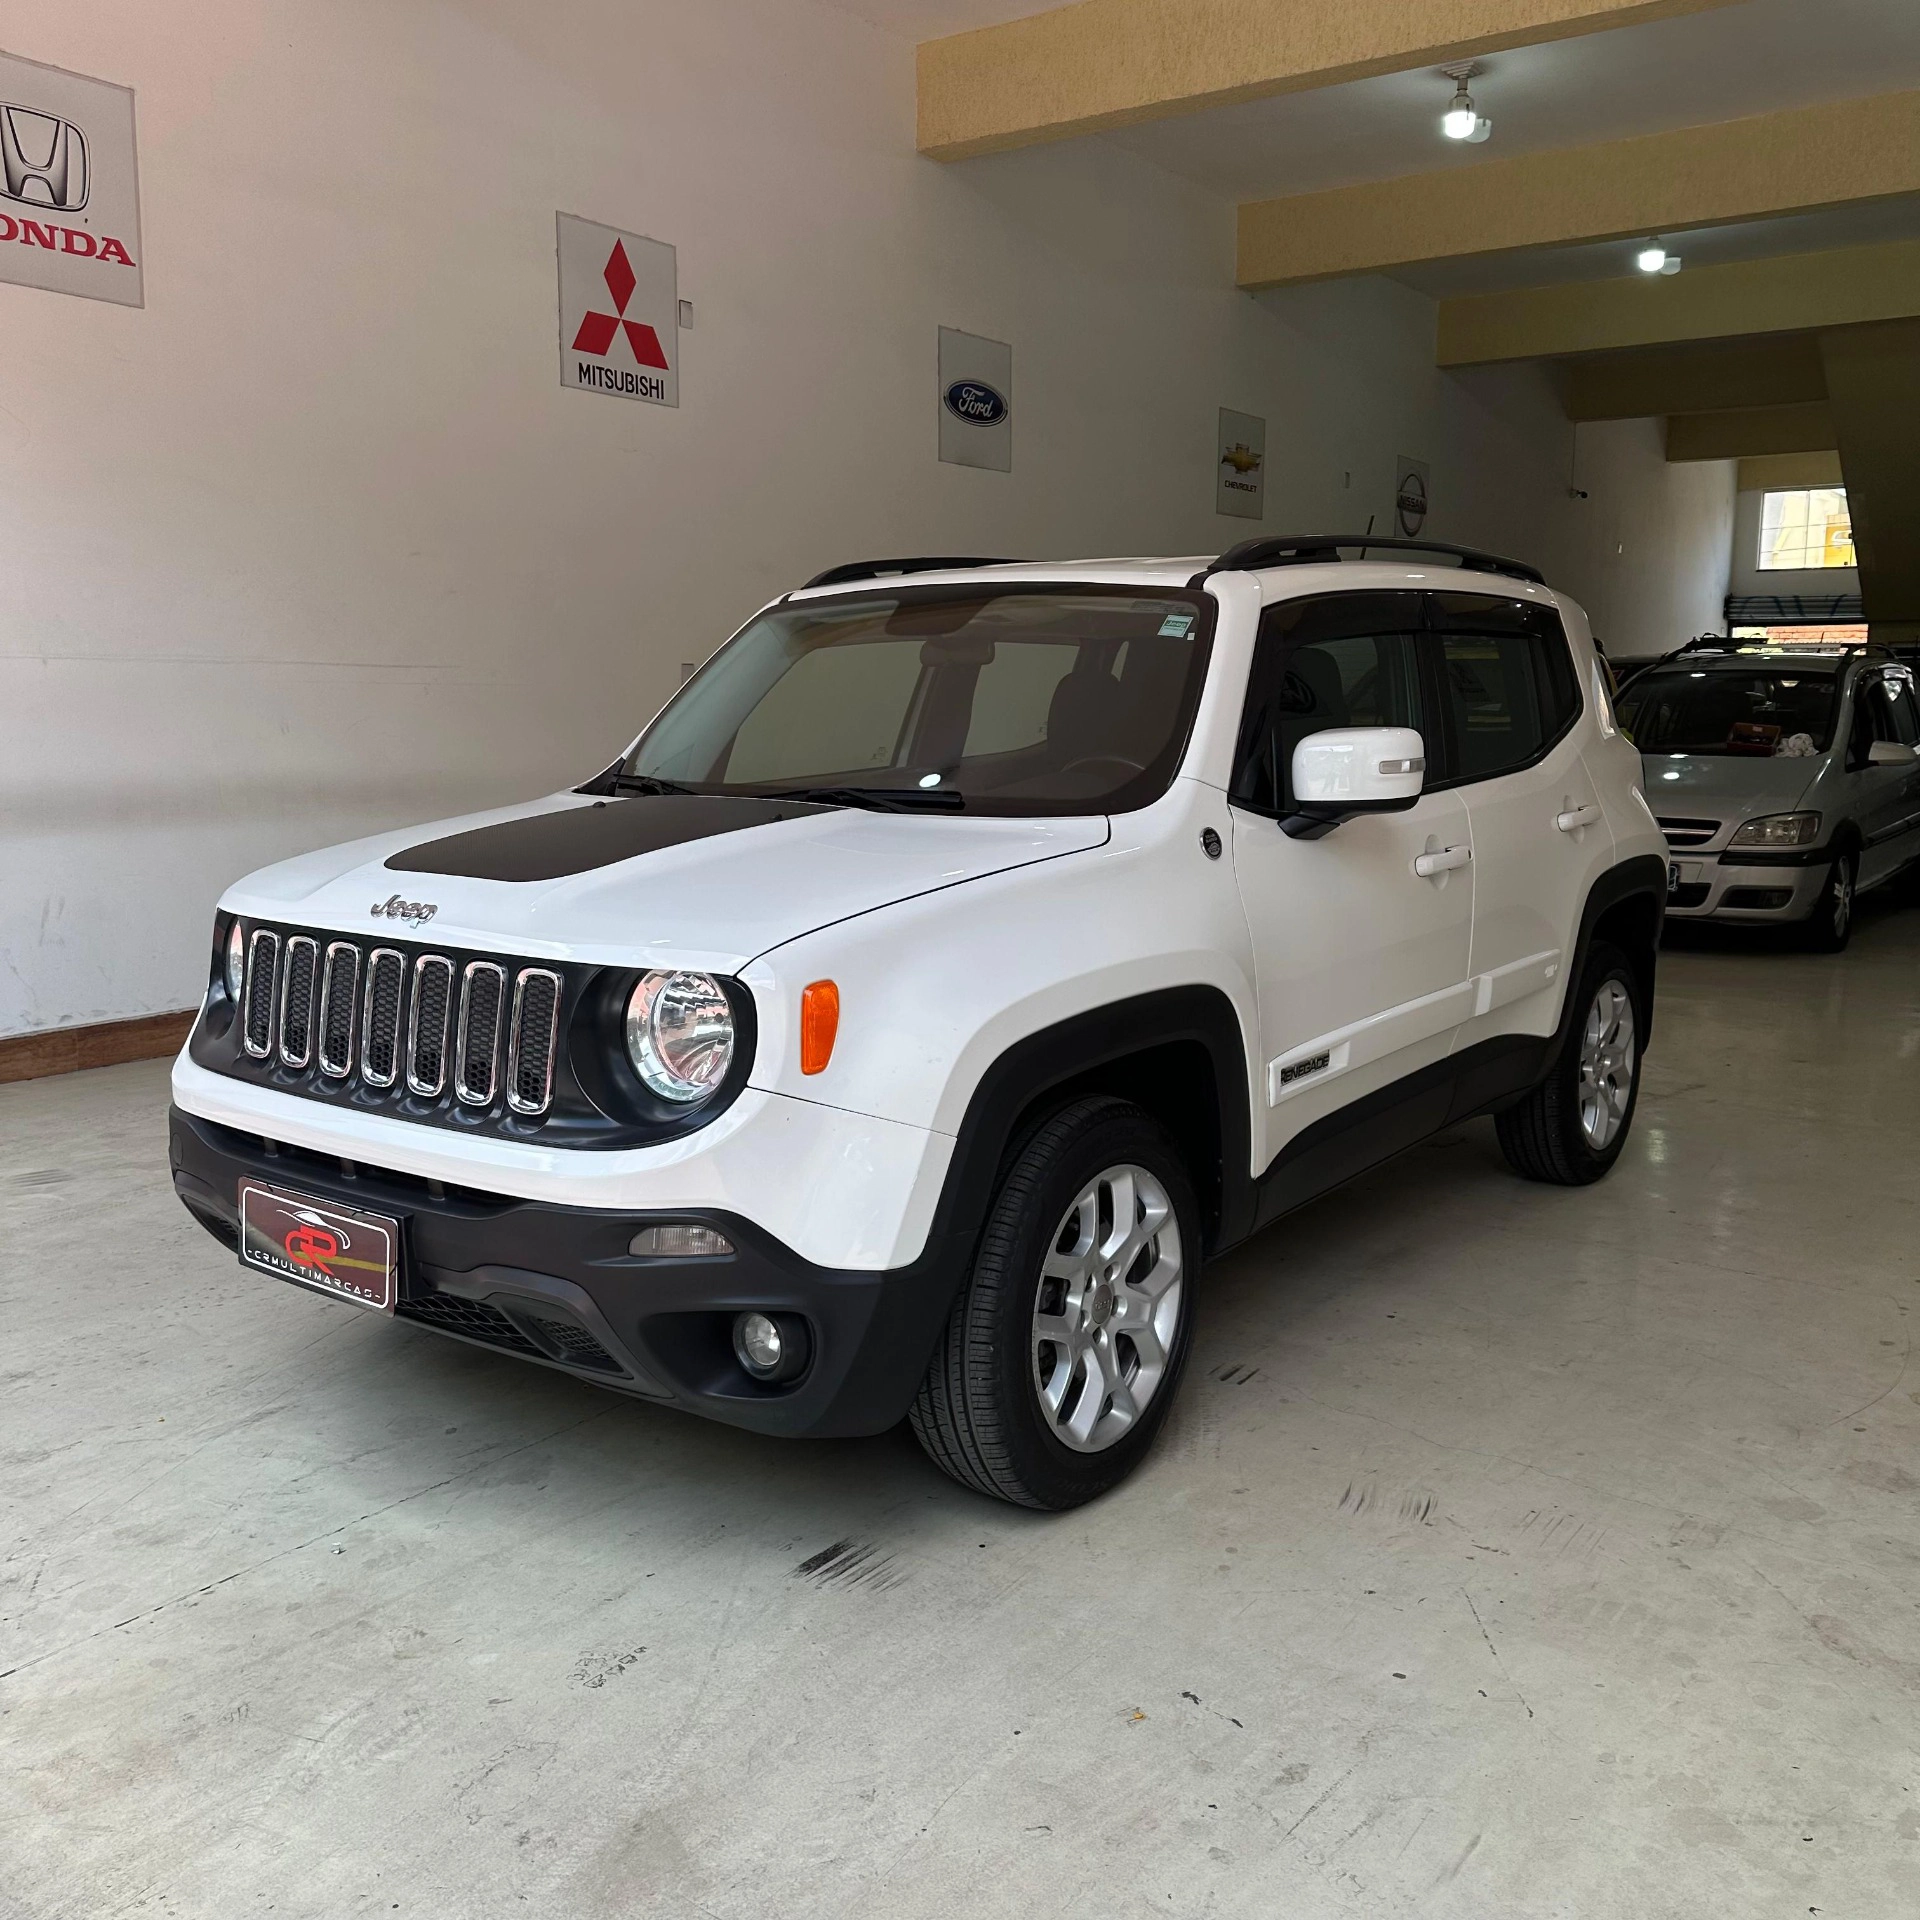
[1556,423,1736,660]
[0,0,1728,1037]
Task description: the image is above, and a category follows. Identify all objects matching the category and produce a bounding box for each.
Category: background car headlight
[224,920,246,998]
[624,970,735,1102]
[1728,812,1822,849]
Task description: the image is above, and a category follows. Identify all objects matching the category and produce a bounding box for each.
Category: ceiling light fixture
[1439,65,1492,143]
[1636,240,1682,276]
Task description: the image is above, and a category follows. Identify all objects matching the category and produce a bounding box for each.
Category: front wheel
[1800,849,1856,952]
[1495,943,1642,1186]
[909,1097,1197,1510]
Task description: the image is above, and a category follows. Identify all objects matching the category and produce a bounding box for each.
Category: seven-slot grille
[1657,817,1722,849]
[237,930,561,1117]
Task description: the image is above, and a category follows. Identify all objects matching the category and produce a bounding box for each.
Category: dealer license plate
[238,1183,399,1313]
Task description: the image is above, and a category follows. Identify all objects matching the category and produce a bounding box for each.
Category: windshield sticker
[1158,613,1195,638]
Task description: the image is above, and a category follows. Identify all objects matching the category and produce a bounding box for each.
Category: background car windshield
[1616,669,1840,755]
[624,587,1213,814]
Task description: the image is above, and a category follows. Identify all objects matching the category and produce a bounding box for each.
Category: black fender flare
[1563,853,1669,1049]
[923,984,1257,1268]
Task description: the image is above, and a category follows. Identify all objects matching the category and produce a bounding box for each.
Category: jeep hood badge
[371,893,438,928]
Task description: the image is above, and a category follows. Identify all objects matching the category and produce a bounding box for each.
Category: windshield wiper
[762,784,966,813]
[610,772,700,796]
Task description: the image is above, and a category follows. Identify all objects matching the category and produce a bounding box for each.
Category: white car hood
[222,791,1111,973]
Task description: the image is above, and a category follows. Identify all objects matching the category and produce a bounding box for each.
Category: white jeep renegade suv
[171,536,1669,1509]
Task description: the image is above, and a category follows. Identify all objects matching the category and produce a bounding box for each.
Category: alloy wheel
[1831,861,1854,940]
[1031,1163,1184,1454]
[1577,979,1637,1151]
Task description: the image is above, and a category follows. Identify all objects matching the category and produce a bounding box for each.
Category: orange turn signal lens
[800,980,840,1076]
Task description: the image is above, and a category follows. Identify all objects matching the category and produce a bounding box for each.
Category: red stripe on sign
[572,311,620,355]
[623,321,670,370]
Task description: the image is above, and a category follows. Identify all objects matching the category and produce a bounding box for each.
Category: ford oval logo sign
[943,379,1009,427]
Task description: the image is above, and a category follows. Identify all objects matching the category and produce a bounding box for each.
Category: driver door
[1229,592,1476,1173]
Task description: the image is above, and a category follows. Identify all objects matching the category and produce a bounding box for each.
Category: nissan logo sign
[943,380,1009,427]
[1396,471,1429,537]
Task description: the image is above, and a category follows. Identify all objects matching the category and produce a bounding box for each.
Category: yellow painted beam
[1438,239,1920,365]
[917,0,1743,161]
[1239,90,1920,288]
[1666,403,1835,462]
[1737,451,1842,492]
[1557,336,1827,421]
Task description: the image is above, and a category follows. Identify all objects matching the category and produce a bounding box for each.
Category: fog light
[733,1310,810,1383]
[628,1223,734,1259]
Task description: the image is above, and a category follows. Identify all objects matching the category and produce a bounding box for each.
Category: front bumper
[169,1106,966,1438]
[1664,853,1829,922]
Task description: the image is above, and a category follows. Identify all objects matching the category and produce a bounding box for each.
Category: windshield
[1616,668,1841,756]
[620,586,1215,815]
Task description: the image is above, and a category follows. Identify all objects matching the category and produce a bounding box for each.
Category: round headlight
[624,970,735,1103]
[224,921,246,999]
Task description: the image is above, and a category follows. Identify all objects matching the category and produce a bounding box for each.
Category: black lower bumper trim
[169,1106,965,1439]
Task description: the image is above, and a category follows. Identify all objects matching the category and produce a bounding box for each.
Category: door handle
[1556,804,1602,834]
[1414,846,1471,878]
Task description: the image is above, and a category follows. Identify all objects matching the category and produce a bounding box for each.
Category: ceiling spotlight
[1439,65,1492,143]
[1636,241,1682,276]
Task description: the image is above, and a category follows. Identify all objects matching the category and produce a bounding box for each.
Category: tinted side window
[1232,594,1425,812]
[1892,678,1920,748]
[1428,594,1581,784]
[1862,671,1920,748]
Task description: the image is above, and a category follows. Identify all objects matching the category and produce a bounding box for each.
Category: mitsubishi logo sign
[572,239,671,373]
[557,212,679,407]
[0,51,142,308]
[0,104,88,211]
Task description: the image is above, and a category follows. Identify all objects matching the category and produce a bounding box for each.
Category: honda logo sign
[556,212,678,408]
[1,103,88,211]
[0,50,141,307]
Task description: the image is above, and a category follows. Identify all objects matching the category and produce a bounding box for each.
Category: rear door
[1228,592,1475,1167]
[1426,592,1611,1050]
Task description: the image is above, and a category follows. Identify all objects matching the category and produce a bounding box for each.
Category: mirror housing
[1282,727,1426,839]
[1866,739,1919,767]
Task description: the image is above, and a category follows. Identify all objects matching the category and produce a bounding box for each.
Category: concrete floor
[4,905,1918,1920]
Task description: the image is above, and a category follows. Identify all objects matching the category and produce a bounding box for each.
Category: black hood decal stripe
[385,795,831,884]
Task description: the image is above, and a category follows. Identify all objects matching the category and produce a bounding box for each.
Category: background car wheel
[909,1096,1198,1510]
[1800,850,1856,952]
[1495,942,1642,1187]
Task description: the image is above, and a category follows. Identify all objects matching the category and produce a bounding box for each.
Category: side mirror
[1282,727,1426,840]
[1866,739,1919,767]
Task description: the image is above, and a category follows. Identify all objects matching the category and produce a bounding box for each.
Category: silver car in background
[1617,644,1920,950]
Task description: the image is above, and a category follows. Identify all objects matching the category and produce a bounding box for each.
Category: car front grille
[398,1293,544,1356]
[235,927,564,1119]
[1657,816,1722,849]
[398,1293,623,1375]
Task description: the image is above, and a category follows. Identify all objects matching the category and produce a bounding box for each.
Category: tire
[1495,942,1642,1186]
[1799,849,1857,952]
[909,1097,1198,1510]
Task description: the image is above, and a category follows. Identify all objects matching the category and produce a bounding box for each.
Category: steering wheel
[1060,754,1147,780]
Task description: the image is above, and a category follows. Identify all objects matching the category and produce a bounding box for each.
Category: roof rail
[801,556,1013,591]
[1194,534,1545,587]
